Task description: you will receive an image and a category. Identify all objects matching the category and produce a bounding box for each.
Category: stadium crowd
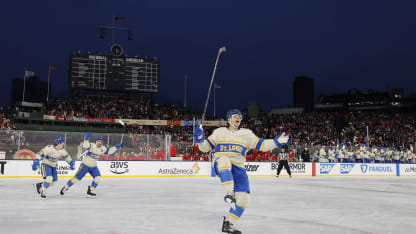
[4,94,416,163]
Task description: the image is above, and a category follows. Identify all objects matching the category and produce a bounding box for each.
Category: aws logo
[110,161,129,174]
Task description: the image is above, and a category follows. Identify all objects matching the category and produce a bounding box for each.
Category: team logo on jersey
[110,161,129,174]
[320,163,335,174]
[340,164,355,174]
[360,165,368,173]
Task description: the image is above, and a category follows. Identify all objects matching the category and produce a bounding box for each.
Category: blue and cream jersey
[36,145,71,167]
[197,127,277,168]
[82,141,118,167]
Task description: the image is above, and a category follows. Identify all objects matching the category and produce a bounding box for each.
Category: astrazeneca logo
[320,163,335,174]
[340,164,355,174]
[360,165,368,173]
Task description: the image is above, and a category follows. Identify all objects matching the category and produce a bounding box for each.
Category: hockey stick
[200,46,226,128]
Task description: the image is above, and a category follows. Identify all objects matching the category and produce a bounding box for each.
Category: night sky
[1,0,416,117]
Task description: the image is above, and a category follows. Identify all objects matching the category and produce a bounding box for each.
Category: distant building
[247,102,260,118]
[293,76,314,112]
[11,76,49,105]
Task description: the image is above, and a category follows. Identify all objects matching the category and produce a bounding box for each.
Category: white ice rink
[1,176,415,234]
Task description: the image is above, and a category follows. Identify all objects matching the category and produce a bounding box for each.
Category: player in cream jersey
[194,109,291,234]
[60,133,122,197]
[32,137,75,199]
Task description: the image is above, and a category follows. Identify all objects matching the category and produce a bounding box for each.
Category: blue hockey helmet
[226,109,243,120]
[55,137,65,144]
[96,136,104,141]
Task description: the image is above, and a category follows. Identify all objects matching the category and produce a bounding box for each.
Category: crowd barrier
[1,161,415,178]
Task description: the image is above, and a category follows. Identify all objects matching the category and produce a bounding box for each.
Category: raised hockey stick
[200,46,226,128]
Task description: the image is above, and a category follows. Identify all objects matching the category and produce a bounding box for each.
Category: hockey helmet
[226,109,243,120]
[96,136,104,141]
[55,137,65,144]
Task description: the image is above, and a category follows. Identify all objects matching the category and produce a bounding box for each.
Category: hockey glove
[84,132,91,141]
[115,143,123,149]
[32,159,40,171]
[69,160,75,170]
[193,127,205,143]
[273,132,292,148]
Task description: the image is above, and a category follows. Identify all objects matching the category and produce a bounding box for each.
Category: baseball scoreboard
[69,44,159,93]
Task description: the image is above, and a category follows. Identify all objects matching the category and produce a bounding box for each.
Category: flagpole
[22,71,26,103]
[47,65,51,103]
[112,10,115,45]
[214,83,216,118]
[184,74,187,108]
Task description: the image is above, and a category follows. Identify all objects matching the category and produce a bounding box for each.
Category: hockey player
[32,137,75,199]
[328,146,336,163]
[194,109,291,234]
[399,146,407,164]
[378,146,386,163]
[361,143,371,163]
[385,146,394,163]
[318,145,328,163]
[60,133,122,197]
[405,145,413,164]
[392,146,401,163]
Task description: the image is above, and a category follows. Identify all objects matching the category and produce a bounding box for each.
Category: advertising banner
[399,164,416,176]
[317,163,397,176]
[0,161,211,178]
[244,162,313,176]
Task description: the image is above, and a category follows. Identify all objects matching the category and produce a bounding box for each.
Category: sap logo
[360,165,368,173]
[320,164,335,174]
[340,164,355,174]
[245,164,260,172]
[110,161,129,174]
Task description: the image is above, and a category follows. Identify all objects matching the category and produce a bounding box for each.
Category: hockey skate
[60,186,68,196]
[224,191,236,210]
[34,182,42,194]
[222,216,241,234]
[86,186,96,198]
[40,188,46,199]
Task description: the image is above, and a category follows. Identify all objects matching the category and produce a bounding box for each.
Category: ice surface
[0,177,415,234]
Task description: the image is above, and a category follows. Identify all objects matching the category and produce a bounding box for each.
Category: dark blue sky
[1,0,416,116]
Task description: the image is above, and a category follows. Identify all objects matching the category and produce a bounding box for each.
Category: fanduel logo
[361,164,392,174]
[340,164,355,174]
[320,163,335,174]
[360,165,368,173]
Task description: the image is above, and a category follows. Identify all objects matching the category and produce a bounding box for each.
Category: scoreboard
[69,51,159,93]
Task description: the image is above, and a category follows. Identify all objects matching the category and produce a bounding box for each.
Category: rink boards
[0,161,416,178]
